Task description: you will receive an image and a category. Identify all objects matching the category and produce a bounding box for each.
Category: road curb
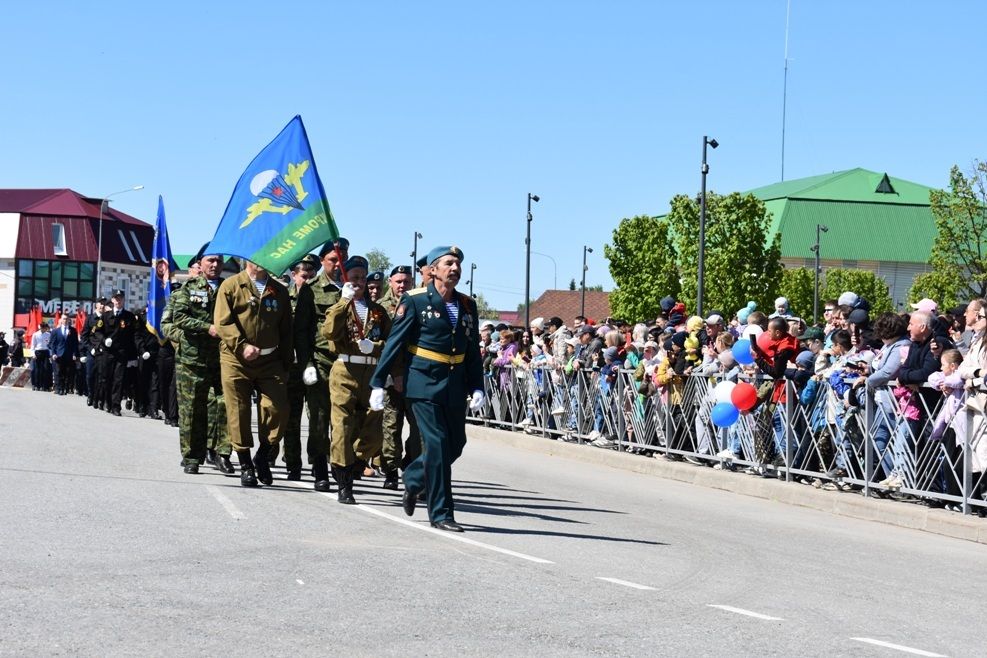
[466,424,987,545]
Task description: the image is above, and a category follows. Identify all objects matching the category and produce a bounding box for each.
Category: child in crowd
[930,349,965,441]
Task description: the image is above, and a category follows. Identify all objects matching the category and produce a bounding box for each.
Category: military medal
[358,338,373,354]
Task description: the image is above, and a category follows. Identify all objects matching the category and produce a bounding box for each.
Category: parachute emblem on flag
[240,160,310,228]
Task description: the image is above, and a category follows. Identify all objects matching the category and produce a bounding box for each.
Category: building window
[52,223,68,257]
[14,258,97,316]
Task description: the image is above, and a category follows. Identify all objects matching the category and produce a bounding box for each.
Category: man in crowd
[94,290,137,416]
[31,321,52,391]
[165,247,234,475]
[215,260,293,487]
[49,314,78,395]
[283,253,321,484]
[370,246,484,532]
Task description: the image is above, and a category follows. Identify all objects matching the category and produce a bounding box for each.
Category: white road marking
[296,579,304,585]
[205,485,245,520]
[707,604,783,621]
[849,638,946,657]
[316,494,554,564]
[595,577,655,591]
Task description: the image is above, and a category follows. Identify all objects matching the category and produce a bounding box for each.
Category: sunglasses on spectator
[824,307,836,312]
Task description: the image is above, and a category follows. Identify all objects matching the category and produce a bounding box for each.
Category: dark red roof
[527,290,612,326]
[0,188,150,227]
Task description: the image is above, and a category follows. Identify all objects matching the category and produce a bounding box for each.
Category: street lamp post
[410,231,423,287]
[697,135,718,318]
[530,251,557,290]
[97,185,144,298]
[581,245,593,317]
[811,224,829,325]
[468,262,477,297]
[525,193,539,329]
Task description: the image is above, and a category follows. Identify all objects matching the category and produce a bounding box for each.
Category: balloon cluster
[710,379,759,427]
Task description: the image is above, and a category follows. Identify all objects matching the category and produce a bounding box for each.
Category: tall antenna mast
[781,0,792,181]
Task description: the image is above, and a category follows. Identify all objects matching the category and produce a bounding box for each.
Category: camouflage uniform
[162,275,229,466]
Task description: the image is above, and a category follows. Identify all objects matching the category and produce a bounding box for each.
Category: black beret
[293,253,320,270]
[367,271,384,282]
[318,237,349,258]
[390,265,412,276]
[344,255,369,272]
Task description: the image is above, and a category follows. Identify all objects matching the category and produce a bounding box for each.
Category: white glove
[91,348,96,356]
[369,387,385,411]
[80,356,88,363]
[341,282,357,301]
[141,351,151,360]
[104,338,113,347]
[302,365,318,386]
[469,389,486,411]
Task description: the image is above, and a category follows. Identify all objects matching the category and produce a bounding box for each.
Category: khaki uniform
[214,271,293,452]
[322,296,391,467]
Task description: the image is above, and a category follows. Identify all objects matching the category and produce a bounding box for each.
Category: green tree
[568,278,577,291]
[778,266,816,320]
[473,292,496,319]
[366,248,391,274]
[907,162,987,308]
[605,215,680,321]
[666,191,783,317]
[823,268,894,314]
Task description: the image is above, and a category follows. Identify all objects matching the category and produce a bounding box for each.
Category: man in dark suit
[94,289,138,416]
[49,314,79,395]
[369,246,484,532]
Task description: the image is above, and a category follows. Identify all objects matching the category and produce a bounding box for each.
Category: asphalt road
[2,388,984,657]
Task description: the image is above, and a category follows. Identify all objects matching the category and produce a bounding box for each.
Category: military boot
[238,451,258,487]
[253,442,273,485]
[382,470,399,490]
[332,465,356,505]
[313,459,332,493]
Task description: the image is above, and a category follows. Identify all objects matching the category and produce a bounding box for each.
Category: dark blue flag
[209,115,338,273]
[146,195,177,339]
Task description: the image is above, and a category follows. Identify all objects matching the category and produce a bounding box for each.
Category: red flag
[53,310,62,329]
[75,309,87,335]
[24,304,41,345]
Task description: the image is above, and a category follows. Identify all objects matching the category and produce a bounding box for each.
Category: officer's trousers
[381,387,422,473]
[404,399,468,523]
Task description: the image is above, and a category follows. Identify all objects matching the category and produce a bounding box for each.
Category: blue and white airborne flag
[146,195,177,339]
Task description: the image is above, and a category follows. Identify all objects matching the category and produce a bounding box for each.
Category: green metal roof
[774,199,935,263]
[747,168,935,206]
[173,254,195,269]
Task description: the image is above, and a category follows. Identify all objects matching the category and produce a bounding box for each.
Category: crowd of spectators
[474,292,987,515]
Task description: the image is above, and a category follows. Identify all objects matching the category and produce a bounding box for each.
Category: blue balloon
[711,402,740,427]
[732,339,755,365]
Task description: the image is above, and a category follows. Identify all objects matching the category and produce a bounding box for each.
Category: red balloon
[756,330,773,354]
[731,381,758,411]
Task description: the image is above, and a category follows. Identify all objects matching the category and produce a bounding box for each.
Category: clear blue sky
[3,1,985,310]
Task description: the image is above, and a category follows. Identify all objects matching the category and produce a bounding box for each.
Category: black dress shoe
[314,479,332,492]
[430,519,464,533]
[402,489,417,517]
[286,469,302,481]
[253,444,273,485]
[382,472,399,490]
[183,463,199,474]
[205,449,218,466]
[216,455,235,474]
[240,468,258,487]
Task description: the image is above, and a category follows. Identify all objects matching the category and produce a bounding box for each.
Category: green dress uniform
[322,294,391,499]
[378,283,422,480]
[162,274,230,470]
[214,270,293,482]
[281,279,315,479]
[371,279,482,524]
[296,269,340,468]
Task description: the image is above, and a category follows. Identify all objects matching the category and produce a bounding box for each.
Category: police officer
[370,246,484,532]
[94,289,138,416]
[377,264,421,490]
[282,253,322,485]
[322,255,391,504]
[164,247,234,475]
[215,259,293,487]
[292,237,348,487]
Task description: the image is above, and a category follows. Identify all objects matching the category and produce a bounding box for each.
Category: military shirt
[289,281,317,371]
[214,270,294,371]
[371,282,483,402]
[93,309,138,360]
[321,297,392,358]
[164,275,221,365]
[304,269,342,363]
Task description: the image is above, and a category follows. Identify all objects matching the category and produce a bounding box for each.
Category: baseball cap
[577,325,596,337]
[797,326,825,341]
[910,298,939,314]
[705,313,723,326]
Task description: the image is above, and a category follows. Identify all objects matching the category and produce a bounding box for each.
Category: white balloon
[741,325,763,340]
[712,380,736,404]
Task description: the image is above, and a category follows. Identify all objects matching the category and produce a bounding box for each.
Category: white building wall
[0,212,21,259]
[0,258,15,334]
[99,263,151,312]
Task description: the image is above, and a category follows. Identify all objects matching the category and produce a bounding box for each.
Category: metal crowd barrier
[466,364,987,517]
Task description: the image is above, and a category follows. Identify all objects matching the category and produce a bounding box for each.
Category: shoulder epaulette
[406,287,427,297]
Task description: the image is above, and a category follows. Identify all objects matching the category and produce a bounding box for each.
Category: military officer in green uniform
[377,264,421,490]
[322,255,392,504]
[282,253,321,484]
[290,237,348,490]
[370,246,484,532]
[215,260,293,487]
[162,245,233,475]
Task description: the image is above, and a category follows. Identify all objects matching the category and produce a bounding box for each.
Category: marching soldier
[370,246,484,532]
[82,297,107,409]
[215,259,293,487]
[164,247,234,475]
[94,289,138,416]
[322,255,392,504]
[282,253,322,484]
[366,271,384,302]
[378,264,421,490]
